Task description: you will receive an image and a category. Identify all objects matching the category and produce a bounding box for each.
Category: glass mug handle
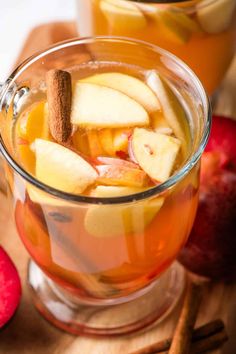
[0,81,29,195]
[0,81,10,195]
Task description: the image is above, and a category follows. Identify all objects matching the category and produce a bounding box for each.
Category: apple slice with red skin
[96,164,149,187]
[0,246,21,328]
[179,116,236,281]
[95,156,139,169]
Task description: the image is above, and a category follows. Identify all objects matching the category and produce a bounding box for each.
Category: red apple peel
[0,246,21,328]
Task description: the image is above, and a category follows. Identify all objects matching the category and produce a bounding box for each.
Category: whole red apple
[0,246,21,328]
[179,116,236,281]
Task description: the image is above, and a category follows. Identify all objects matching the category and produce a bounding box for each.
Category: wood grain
[0,21,235,354]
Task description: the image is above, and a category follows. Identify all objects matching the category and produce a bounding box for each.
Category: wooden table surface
[0,22,235,354]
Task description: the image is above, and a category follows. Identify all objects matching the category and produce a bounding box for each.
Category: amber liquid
[77,0,236,94]
[10,63,199,300]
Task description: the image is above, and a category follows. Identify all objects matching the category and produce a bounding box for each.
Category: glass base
[28,261,185,336]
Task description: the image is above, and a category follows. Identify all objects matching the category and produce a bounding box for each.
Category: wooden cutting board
[0,21,235,354]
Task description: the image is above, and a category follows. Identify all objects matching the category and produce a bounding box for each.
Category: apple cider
[9,62,199,300]
[77,0,236,94]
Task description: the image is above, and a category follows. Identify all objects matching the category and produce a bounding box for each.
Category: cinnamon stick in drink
[46,69,72,144]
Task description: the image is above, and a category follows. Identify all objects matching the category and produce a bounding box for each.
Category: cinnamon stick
[130,319,227,354]
[46,69,72,144]
[191,328,228,353]
[168,278,204,354]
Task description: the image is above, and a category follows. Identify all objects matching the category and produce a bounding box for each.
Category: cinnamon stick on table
[168,277,205,354]
[130,319,228,354]
[46,69,72,144]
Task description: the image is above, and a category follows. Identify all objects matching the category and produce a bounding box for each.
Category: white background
[0,0,76,81]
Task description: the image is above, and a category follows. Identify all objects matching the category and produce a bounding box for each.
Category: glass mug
[0,37,211,335]
[77,0,236,95]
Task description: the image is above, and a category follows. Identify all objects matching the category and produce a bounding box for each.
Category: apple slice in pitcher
[131,128,181,183]
[87,130,105,157]
[100,0,147,31]
[81,72,160,113]
[150,8,201,44]
[197,0,236,34]
[95,156,138,169]
[85,196,164,238]
[147,72,189,157]
[91,185,144,198]
[34,139,98,193]
[71,82,149,128]
[96,164,149,187]
[151,111,173,135]
[98,129,115,156]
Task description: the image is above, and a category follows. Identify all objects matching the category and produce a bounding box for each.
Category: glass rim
[126,0,216,11]
[0,36,211,205]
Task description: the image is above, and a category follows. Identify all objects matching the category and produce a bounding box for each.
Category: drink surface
[13,62,190,194]
[77,0,236,94]
[9,62,199,300]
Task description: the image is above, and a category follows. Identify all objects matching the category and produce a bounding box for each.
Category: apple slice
[146,72,189,157]
[131,128,181,182]
[197,0,236,34]
[98,129,115,156]
[87,130,104,157]
[16,101,49,142]
[150,8,201,44]
[27,184,78,208]
[35,139,98,193]
[85,197,164,238]
[113,128,131,155]
[81,72,160,113]
[151,111,173,135]
[95,156,138,169]
[71,82,149,128]
[72,129,89,155]
[100,0,147,31]
[91,185,144,197]
[96,164,149,187]
[15,102,49,173]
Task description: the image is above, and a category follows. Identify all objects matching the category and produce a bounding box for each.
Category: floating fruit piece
[16,101,48,142]
[96,164,149,187]
[35,139,98,193]
[113,128,131,155]
[197,0,236,34]
[87,130,104,157]
[85,197,164,238]
[131,128,181,182]
[95,156,138,169]
[15,102,49,173]
[147,72,188,157]
[27,184,78,208]
[16,139,35,174]
[71,83,149,128]
[100,0,147,31]
[151,111,173,135]
[98,129,114,156]
[81,72,160,113]
[72,129,89,155]
[91,185,145,197]
[151,9,201,44]
[0,246,21,328]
